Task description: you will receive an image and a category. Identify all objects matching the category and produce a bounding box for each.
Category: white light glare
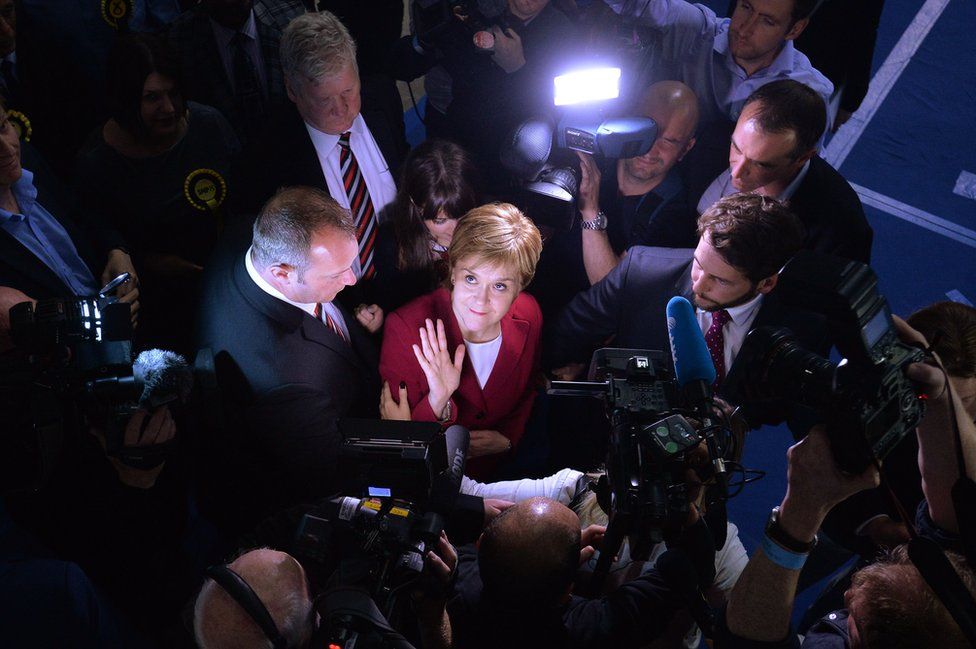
[554,68,621,106]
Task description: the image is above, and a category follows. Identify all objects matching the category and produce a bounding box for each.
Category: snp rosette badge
[101,0,133,29]
[7,110,31,142]
[184,168,228,213]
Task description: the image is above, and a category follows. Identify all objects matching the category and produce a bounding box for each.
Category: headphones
[205,565,289,649]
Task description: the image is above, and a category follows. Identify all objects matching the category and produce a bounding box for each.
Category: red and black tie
[313,303,346,343]
[337,131,377,280]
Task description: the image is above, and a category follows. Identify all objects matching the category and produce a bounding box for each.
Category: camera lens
[733,326,835,408]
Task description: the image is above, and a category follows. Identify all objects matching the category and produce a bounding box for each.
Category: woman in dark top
[370,139,481,312]
[73,33,240,354]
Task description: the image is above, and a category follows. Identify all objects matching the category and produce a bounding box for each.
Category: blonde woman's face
[450,256,520,341]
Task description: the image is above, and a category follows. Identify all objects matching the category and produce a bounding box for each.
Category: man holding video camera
[714,315,976,648]
[548,192,827,429]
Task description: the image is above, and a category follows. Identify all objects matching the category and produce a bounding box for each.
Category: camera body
[726,250,925,473]
[551,349,707,549]
[294,420,469,648]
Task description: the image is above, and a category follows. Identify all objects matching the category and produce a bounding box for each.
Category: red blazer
[380,287,543,479]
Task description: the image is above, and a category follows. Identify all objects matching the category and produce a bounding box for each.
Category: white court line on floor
[824,0,952,169]
[851,182,976,250]
[947,290,974,306]
[954,171,976,201]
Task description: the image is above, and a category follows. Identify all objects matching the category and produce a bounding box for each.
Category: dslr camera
[725,250,925,473]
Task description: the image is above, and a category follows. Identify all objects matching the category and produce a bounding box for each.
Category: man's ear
[679,136,697,162]
[268,264,293,286]
[784,17,810,41]
[796,146,817,166]
[757,274,779,295]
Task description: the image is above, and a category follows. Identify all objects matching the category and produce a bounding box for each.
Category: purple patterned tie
[704,309,731,392]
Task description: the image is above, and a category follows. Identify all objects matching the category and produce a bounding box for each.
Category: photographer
[193,536,459,649]
[714,316,976,648]
[447,496,716,648]
[390,0,576,192]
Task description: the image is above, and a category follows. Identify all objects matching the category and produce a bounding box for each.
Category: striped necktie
[704,309,731,392]
[313,303,347,343]
[337,131,377,280]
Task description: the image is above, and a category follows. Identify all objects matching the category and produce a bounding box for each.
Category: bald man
[447,497,706,648]
[577,81,701,284]
[194,549,315,649]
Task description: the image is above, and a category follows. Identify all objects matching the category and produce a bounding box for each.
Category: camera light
[554,67,621,106]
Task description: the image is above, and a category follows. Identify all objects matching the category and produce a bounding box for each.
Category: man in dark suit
[167,0,304,142]
[697,79,872,264]
[196,186,380,537]
[547,192,827,430]
[235,11,407,243]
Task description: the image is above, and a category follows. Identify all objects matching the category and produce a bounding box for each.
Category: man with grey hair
[238,10,408,288]
[196,186,380,538]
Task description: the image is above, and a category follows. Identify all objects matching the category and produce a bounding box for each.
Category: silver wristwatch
[580,210,608,231]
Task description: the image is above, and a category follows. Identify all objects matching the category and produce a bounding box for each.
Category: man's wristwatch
[580,211,608,231]
[765,506,818,553]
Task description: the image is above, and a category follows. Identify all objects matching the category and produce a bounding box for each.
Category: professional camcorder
[501,67,658,228]
[0,275,198,494]
[725,250,926,473]
[294,419,469,649]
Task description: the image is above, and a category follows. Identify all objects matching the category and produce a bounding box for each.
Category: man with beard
[547,192,827,427]
[575,80,700,285]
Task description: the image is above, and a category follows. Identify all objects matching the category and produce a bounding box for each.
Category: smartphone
[99,272,131,298]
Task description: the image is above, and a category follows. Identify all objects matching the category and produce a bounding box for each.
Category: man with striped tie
[196,186,381,538]
[237,11,407,292]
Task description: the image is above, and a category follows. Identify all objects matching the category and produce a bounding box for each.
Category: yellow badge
[7,110,31,142]
[184,168,228,212]
[101,0,133,30]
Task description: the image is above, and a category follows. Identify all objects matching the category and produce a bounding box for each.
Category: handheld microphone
[666,297,728,499]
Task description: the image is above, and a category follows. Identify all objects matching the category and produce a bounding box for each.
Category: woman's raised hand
[412,318,465,420]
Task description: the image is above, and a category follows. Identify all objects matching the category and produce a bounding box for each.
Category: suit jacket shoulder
[789,156,873,263]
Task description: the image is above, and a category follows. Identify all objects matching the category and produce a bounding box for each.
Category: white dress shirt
[305,114,398,277]
[696,292,764,373]
[244,246,349,339]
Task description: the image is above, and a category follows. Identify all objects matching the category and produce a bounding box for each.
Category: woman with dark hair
[369,139,481,312]
[73,32,239,354]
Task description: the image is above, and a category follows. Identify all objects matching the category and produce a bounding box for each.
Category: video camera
[501,67,658,229]
[725,250,926,473]
[294,419,469,649]
[0,275,199,494]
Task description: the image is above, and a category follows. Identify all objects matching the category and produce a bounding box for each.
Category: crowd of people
[0,0,974,648]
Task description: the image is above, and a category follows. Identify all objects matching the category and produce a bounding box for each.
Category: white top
[696,291,764,372]
[464,334,503,389]
[244,246,349,338]
[209,10,268,96]
[305,114,398,278]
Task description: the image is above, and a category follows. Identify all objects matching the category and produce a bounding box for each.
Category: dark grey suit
[195,246,380,537]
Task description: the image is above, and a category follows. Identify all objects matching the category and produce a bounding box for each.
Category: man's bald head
[194,549,314,649]
[636,80,700,135]
[478,497,581,607]
[620,81,699,188]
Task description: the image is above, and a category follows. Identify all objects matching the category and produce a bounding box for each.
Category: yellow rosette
[101,0,133,30]
[7,110,31,142]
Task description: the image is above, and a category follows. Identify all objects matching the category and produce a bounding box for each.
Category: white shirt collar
[778,159,811,202]
[244,245,319,318]
[304,112,366,153]
[722,290,764,325]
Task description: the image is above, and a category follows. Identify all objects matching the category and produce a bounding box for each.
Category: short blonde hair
[280,11,357,87]
[448,203,542,290]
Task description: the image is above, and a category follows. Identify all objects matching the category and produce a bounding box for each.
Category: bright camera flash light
[554,67,621,106]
